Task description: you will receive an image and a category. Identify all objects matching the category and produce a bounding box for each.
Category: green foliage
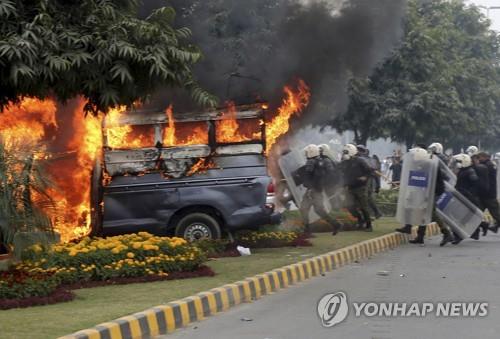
[235,230,307,248]
[0,270,59,300]
[334,0,500,150]
[375,189,399,216]
[0,139,55,253]
[0,0,217,112]
[191,238,230,257]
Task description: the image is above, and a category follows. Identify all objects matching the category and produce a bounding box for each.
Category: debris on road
[237,246,251,256]
[377,270,390,276]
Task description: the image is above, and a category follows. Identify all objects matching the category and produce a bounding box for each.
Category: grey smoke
[144,0,406,124]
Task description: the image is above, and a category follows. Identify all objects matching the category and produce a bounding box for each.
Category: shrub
[191,239,234,257]
[236,231,310,248]
[375,189,399,216]
[0,270,59,300]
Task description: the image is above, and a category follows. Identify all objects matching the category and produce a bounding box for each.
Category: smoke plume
[144,0,407,124]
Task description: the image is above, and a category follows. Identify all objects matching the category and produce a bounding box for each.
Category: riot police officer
[357,145,382,219]
[452,153,484,242]
[340,144,374,232]
[466,146,479,157]
[474,152,500,233]
[396,146,454,246]
[299,144,342,235]
[428,142,449,164]
[318,144,342,208]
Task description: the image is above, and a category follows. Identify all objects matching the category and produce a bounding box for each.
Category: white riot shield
[439,158,456,186]
[495,156,500,201]
[278,150,330,222]
[436,181,484,239]
[396,152,439,225]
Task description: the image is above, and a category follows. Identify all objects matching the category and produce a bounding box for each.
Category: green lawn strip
[0,218,400,339]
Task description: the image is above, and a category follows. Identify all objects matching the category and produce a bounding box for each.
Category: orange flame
[162,105,208,146]
[106,106,153,149]
[265,80,311,153]
[186,158,213,176]
[216,102,245,143]
[163,105,176,146]
[0,98,104,242]
[216,102,262,143]
[0,98,58,148]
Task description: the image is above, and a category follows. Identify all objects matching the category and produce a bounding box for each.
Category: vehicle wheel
[175,213,222,241]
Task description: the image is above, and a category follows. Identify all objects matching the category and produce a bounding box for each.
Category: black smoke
[143,0,407,124]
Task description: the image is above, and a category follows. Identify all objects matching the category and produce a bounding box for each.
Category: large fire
[266,79,311,153]
[0,98,101,242]
[0,80,310,242]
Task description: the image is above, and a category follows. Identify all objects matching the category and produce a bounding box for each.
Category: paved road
[164,234,500,339]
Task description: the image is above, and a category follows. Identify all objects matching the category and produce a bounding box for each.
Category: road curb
[60,224,440,339]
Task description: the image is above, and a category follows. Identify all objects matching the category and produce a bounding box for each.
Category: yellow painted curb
[60,226,441,339]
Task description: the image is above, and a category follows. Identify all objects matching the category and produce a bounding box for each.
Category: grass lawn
[0,217,400,339]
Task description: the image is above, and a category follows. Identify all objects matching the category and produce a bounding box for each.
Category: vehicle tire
[175,213,222,241]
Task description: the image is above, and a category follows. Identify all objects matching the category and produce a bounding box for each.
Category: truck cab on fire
[90,104,281,241]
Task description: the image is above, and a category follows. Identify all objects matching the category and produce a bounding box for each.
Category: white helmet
[410,147,430,161]
[453,154,472,168]
[466,146,479,156]
[428,142,444,155]
[318,144,331,154]
[304,144,320,159]
[342,144,358,160]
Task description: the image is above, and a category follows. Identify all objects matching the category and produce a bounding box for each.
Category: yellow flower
[127,252,135,259]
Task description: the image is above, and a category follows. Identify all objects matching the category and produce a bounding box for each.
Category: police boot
[489,223,499,234]
[440,230,454,247]
[395,224,412,234]
[452,232,463,245]
[330,220,342,235]
[480,222,489,236]
[409,226,426,244]
[470,227,480,241]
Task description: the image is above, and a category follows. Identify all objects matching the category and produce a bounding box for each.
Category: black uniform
[475,159,500,225]
[359,154,382,218]
[319,154,342,208]
[298,157,341,233]
[341,156,374,230]
[455,166,480,207]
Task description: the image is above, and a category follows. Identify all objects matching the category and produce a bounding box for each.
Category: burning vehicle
[91,103,281,240]
[0,81,309,243]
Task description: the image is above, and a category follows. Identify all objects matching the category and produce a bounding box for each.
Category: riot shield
[435,181,484,239]
[278,150,330,222]
[396,152,439,225]
[495,155,500,201]
[439,158,456,186]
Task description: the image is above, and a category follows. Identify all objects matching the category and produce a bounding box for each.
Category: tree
[333,0,500,151]
[0,0,217,113]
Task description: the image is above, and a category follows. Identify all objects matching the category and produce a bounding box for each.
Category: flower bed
[0,232,211,309]
[235,231,312,248]
[19,232,206,285]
